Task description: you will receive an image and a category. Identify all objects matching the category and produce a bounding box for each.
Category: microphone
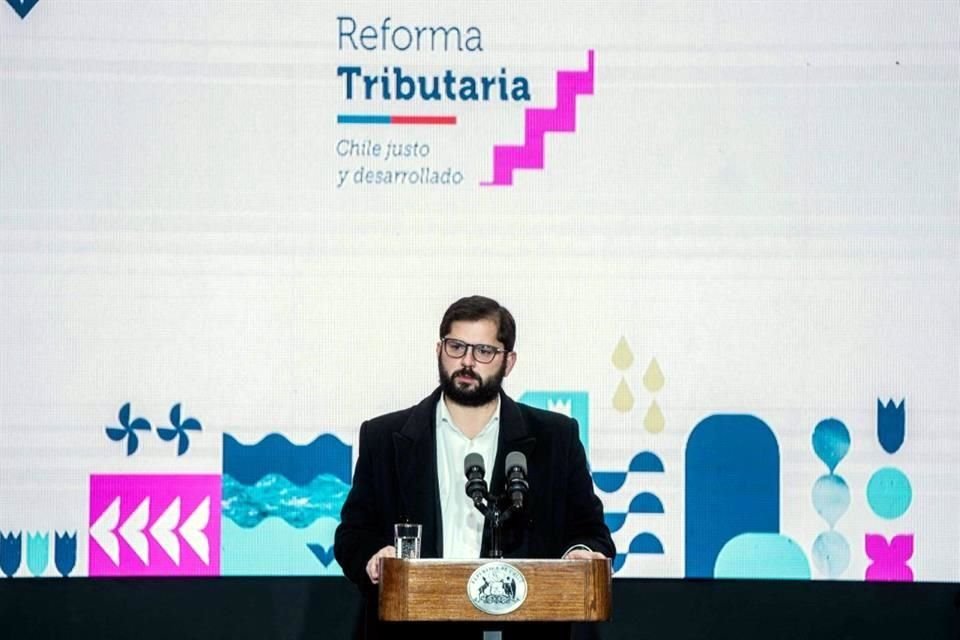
[505,451,529,510]
[464,452,488,505]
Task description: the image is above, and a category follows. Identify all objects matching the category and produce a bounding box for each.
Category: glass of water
[394,523,422,559]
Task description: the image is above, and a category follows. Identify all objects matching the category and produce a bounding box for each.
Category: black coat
[334,387,615,639]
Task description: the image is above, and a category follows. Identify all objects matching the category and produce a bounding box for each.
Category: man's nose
[461,346,477,366]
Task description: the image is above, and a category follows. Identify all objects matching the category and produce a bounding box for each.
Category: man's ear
[504,351,517,377]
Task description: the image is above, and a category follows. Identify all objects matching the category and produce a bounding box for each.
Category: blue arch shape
[604,513,627,533]
[629,451,665,473]
[714,533,810,580]
[612,554,627,573]
[684,414,780,578]
[592,471,627,493]
[629,492,665,514]
[629,532,664,554]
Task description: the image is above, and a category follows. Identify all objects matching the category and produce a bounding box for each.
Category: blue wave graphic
[223,433,352,486]
[222,473,350,528]
[592,451,665,493]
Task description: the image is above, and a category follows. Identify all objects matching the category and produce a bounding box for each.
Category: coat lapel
[392,388,443,558]
[483,393,537,557]
[489,393,537,494]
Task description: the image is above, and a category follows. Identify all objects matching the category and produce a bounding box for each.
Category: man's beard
[438,358,506,407]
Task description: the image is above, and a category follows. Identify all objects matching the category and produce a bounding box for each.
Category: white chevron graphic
[118,498,151,565]
[90,494,212,567]
[149,497,181,565]
[89,497,121,566]
[180,497,211,565]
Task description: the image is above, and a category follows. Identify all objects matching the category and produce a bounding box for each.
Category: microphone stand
[471,492,521,559]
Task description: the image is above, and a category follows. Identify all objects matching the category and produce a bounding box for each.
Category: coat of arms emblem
[466,561,528,615]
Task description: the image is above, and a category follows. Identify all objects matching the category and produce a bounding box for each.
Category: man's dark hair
[439,296,516,352]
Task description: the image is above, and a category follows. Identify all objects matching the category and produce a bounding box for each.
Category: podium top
[378,557,612,622]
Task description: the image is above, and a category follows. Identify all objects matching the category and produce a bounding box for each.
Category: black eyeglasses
[441,338,510,364]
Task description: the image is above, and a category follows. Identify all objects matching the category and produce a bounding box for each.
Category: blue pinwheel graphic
[157,403,202,456]
[105,403,152,455]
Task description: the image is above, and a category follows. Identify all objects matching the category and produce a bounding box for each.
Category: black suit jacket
[334,388,614,639]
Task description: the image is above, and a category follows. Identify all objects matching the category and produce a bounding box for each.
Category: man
[334,296,614,639]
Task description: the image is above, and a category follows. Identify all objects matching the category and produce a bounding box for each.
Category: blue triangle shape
[6,0,42,20]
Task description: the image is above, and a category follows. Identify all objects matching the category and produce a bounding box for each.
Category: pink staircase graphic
[481,50,595,186]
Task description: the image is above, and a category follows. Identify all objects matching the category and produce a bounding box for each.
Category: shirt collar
[438,393,501,437]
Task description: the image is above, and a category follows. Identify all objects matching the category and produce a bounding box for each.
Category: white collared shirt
[435,395,500,558]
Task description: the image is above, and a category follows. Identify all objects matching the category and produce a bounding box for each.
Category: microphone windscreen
[464,452,485,476]
[505,451,527,474]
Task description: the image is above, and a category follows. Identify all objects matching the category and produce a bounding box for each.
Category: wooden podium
[378,558,612,623]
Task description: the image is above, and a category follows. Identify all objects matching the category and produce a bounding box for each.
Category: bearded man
[334,295,614,639]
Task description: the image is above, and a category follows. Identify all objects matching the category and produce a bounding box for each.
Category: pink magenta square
[89,474,221,577]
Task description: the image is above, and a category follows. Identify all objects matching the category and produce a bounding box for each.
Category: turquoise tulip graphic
[27,532,49,576]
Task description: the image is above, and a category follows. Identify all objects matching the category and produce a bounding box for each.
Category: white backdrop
[1,0,957,581]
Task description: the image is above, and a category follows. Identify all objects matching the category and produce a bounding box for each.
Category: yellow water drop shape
[644,400,665,433]
[611,337,634,371]
[643,357,665,392]
[612,377,634,412]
